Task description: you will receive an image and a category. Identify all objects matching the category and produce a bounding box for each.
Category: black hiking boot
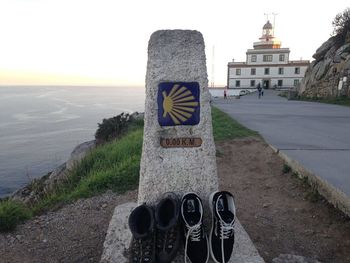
[128,204,156,263]
[181,192,209,263]
[209,191,236,263]
[155,192,181,263]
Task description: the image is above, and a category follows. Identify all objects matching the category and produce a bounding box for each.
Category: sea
[0,86,145,197]
[0,86,240,197]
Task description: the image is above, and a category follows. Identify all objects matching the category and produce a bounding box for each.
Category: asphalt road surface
[214,90,350,196]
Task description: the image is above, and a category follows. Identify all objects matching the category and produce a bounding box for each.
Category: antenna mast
[264,13,269,21]
[272,13,278,36]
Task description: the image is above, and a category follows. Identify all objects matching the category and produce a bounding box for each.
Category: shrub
[282,164,291,174]
[332,8,350,45]
[0,200,31,231]
[95,112,133,142]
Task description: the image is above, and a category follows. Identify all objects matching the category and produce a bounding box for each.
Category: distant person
[224,89,227,99]
[257,83,262,99]
[261,87,264,97]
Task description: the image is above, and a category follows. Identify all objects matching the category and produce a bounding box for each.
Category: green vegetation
[300,176,322,203]
[211,106,258,141]
[33,128,144,214]
[1,107,258,231]
[0,200,31,231]
[282,164,292,174]
[296,96,350,107]
[332,7,350,46]
[0,117,144,231]
[278,91,288,98]
[281,163,322,203]
[95,112,143,142]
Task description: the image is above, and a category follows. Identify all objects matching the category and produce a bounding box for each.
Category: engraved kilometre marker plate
[160,137,202,148]
[157,82,200,126]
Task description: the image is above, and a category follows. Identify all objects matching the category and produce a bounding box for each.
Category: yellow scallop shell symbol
[162,84,199,125]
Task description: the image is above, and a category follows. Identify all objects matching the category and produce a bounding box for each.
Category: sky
[0,0,349,87]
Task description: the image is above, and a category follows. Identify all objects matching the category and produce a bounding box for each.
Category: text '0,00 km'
[160,137,202,148]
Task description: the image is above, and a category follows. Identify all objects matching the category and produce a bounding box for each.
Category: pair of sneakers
[128,191,236,263]
[181,191,236,263]
[128,192,181,263]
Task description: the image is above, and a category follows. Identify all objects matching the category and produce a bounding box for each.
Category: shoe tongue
[220,212,234,223]
[187,199,196,213]
[185,199,201,226]
[216,196,234,223]
[188,219,198,226]
[217,197,225,212]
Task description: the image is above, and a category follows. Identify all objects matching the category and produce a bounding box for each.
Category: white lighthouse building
[227,20,309,90]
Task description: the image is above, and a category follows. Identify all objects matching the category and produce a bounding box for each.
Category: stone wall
[299,36,350,98]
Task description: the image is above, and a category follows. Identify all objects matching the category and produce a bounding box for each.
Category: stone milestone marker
[101,30,265,263]
[138,30,218,205]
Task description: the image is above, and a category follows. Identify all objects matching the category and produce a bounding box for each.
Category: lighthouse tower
[254,20,281,49]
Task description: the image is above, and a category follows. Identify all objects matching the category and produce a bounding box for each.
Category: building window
[235,80,240,87]
[264,68,270,75]
[295,67,300,74]
[251,68,256,75]
[279,54,285,61]
[250,80,255,87]
[278,80,283,87]
[251,55,257,62]
[263,55,273,62]
[294,79,300,86]
[236,68,241,75]
[278,68,284,75]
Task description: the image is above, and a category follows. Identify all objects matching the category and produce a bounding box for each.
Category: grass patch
[278,91,288,98]
[283,164,323,203]
[1,107,257,231]
[282,164,292,174]
[295,96,350,107]
[0,200,31,231]
[211,106,258,141]
[32,128,143,214]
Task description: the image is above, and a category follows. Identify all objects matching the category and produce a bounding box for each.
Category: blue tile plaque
[157,82,200,126]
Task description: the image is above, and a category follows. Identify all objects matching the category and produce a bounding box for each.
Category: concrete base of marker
[100,202,265,263]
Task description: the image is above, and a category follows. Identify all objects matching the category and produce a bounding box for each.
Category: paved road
[213,90,350,196]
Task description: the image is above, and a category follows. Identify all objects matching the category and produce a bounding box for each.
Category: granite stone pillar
[138,30,218,205]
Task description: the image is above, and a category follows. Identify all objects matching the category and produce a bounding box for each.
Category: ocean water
[0,86,242,197]
[0,86,145,197]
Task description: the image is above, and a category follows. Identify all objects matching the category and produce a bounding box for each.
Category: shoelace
[184,223,202,263]
[132,238,153,262]
[219,220,234,239]
[156,226,176,251]
[216,194,235,263]
[182,196,204,263]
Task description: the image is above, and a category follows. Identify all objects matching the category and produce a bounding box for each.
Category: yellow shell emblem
[162,84,199,125]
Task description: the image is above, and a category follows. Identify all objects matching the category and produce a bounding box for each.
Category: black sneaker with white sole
[155,192,181,263]
[128,204,156,263]
[209,191,236,263]
[181,193,209,263]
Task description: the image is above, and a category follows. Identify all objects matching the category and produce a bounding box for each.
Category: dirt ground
[1,137,350,263]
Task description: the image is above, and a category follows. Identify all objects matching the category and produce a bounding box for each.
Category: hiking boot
[155,192,181,263]
[181,192,209,263]
[209,191,236,263]
[128,204,156,263]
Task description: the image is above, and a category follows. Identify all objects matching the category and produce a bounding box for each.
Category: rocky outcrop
[10,140,96,206]
[299,36,350,98]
